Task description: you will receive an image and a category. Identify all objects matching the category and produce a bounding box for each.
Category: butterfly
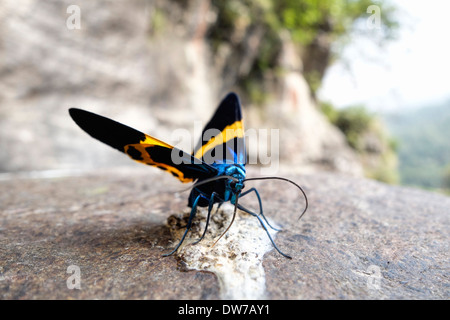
[69,92,308,259]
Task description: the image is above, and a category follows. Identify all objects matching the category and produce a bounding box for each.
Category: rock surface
[1,167,448,299]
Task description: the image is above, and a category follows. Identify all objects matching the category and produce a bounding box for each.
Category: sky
[317,0,450,113]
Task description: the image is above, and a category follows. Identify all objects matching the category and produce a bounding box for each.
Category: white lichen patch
[166,203,279,299]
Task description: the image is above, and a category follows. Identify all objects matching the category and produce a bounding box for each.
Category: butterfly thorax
[188,163,245,208]
[214,163,246,203]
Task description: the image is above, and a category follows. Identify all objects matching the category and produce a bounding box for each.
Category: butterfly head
[223,164,246,201]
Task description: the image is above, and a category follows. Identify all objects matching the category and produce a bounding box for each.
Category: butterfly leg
[163,194,202,257]
[192,191,221,245]
[238,188,281,231]
[237,204,292,259]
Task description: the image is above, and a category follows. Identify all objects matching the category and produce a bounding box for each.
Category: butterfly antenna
[243,176,308,220]
[176,175,239,194]
[212,193,239,247]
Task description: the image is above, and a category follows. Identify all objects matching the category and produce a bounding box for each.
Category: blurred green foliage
[320,102,399,184]
[208,0,398,97]
[149,7,167,35]
[321,102,371,150]
[272,0,397,43]
[333,105,373,150]
[209,0,398,47]
[384,102,450,190]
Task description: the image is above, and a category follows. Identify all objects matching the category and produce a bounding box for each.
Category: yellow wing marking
[194,120,244,159]
[124,134,194,183]
[140,134,174,149]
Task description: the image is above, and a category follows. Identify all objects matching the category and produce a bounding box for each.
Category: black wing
[192,92,246,165]
[69,108,218,182]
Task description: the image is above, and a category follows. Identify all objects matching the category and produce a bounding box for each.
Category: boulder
[0,167,447,299]
[0,0,362,176]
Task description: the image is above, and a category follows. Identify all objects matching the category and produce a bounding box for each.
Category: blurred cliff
[0,0,398,178]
